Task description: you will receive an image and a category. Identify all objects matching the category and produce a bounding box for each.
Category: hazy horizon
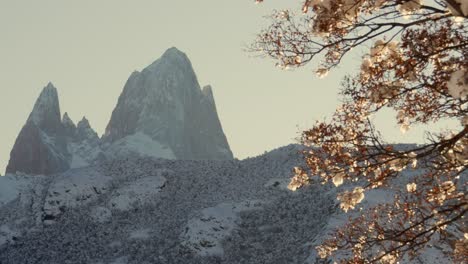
[0,0,459,174]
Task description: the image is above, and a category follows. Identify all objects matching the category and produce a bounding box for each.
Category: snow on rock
[263,178,291,190]
[43,168,111,219]
[181,200,263,256]
[90,206,112,223]
[27,82,63,133]
[108,175,166,211]
[7,48,236,176]
[129,228,151,240]
[62,112,76,138]
[104,133,175,161]
[68,117,103,169]
[6,83,92,175]
[68,141,103,169]
[109,256,129,264]
[0,143,455,264]
[0,173,47,230]
[6,83,70,175]
[0,225,19,247]
[69,146,92,168]
[6,84,106,175]
[76,117,99,141]
[103,47,233,160]
[0,175,25,207]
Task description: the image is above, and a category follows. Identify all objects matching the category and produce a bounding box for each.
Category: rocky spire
[27,82,63,135]
[6,83,70,175]
[76,116,99,143]
[62,112,76,138]
[103,47,233,160]
[202,85,216,106]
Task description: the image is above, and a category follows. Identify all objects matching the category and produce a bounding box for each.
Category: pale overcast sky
[0,0,458,174]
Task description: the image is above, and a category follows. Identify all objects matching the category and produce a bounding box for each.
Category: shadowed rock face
[76,117,99,143]
[62,112,77,139]
[27,83,64,136]
[103,47,233,160]
[6,83,70,175]
[6,84,103,175]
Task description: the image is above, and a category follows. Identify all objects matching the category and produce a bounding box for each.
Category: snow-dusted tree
[253,0,467,262]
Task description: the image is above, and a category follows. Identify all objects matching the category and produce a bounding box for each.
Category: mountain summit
[6,48,233,175]
[103,47,233,160]
[27,82,63,135]
[6,83,70,175]
[6,84,102,175]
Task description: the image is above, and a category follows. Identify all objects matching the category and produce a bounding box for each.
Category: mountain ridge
[6,47,233,175]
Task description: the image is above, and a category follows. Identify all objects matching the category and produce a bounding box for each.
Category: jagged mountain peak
[145,47,193,74]
[37,82,59,105]
[30,83,59,118]
[27,82,62,135]
[7,49,233,176]
[202,85,215,105]
[104,48,233,160]
[62,112,77,138]
[77,116,91,129]
[161,47,188,60]
[62,112,75,127]
[75,116,100,144]
[44,81,56,92]
[7,83,69,175]
[7,84,103,175]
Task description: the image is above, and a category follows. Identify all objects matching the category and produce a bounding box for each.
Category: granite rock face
[75,117,100,144]
[6,83,70,175]
[103,47,233,160]
[6,47,233,175]
[6,84,102,175]
[62,112,77,138]
[67,116,103,169]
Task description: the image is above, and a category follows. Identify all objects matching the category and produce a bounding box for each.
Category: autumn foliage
[253,0,467,263]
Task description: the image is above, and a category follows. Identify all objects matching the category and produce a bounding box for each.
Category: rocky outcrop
[67,116,103,168]
[6,84,103,175]
[6,47,234,175]
[62,112,77,138]
[6,83,70,175]
[103,47,233,160]
[76,117,100,143]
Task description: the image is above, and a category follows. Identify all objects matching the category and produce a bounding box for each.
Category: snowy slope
[68,118,103,169]
[104,133,175,161]
[304,170,462,264]
[0,145,460,264]
[0,175,29,207]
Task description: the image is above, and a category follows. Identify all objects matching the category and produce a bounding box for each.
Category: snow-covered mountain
[6,83,71,175]
[103,47,233,160]
[6,83,102,175]
[0,145,457,264]
[66,116,104,169]
[5,47,233,175]
[0,81,459,263]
